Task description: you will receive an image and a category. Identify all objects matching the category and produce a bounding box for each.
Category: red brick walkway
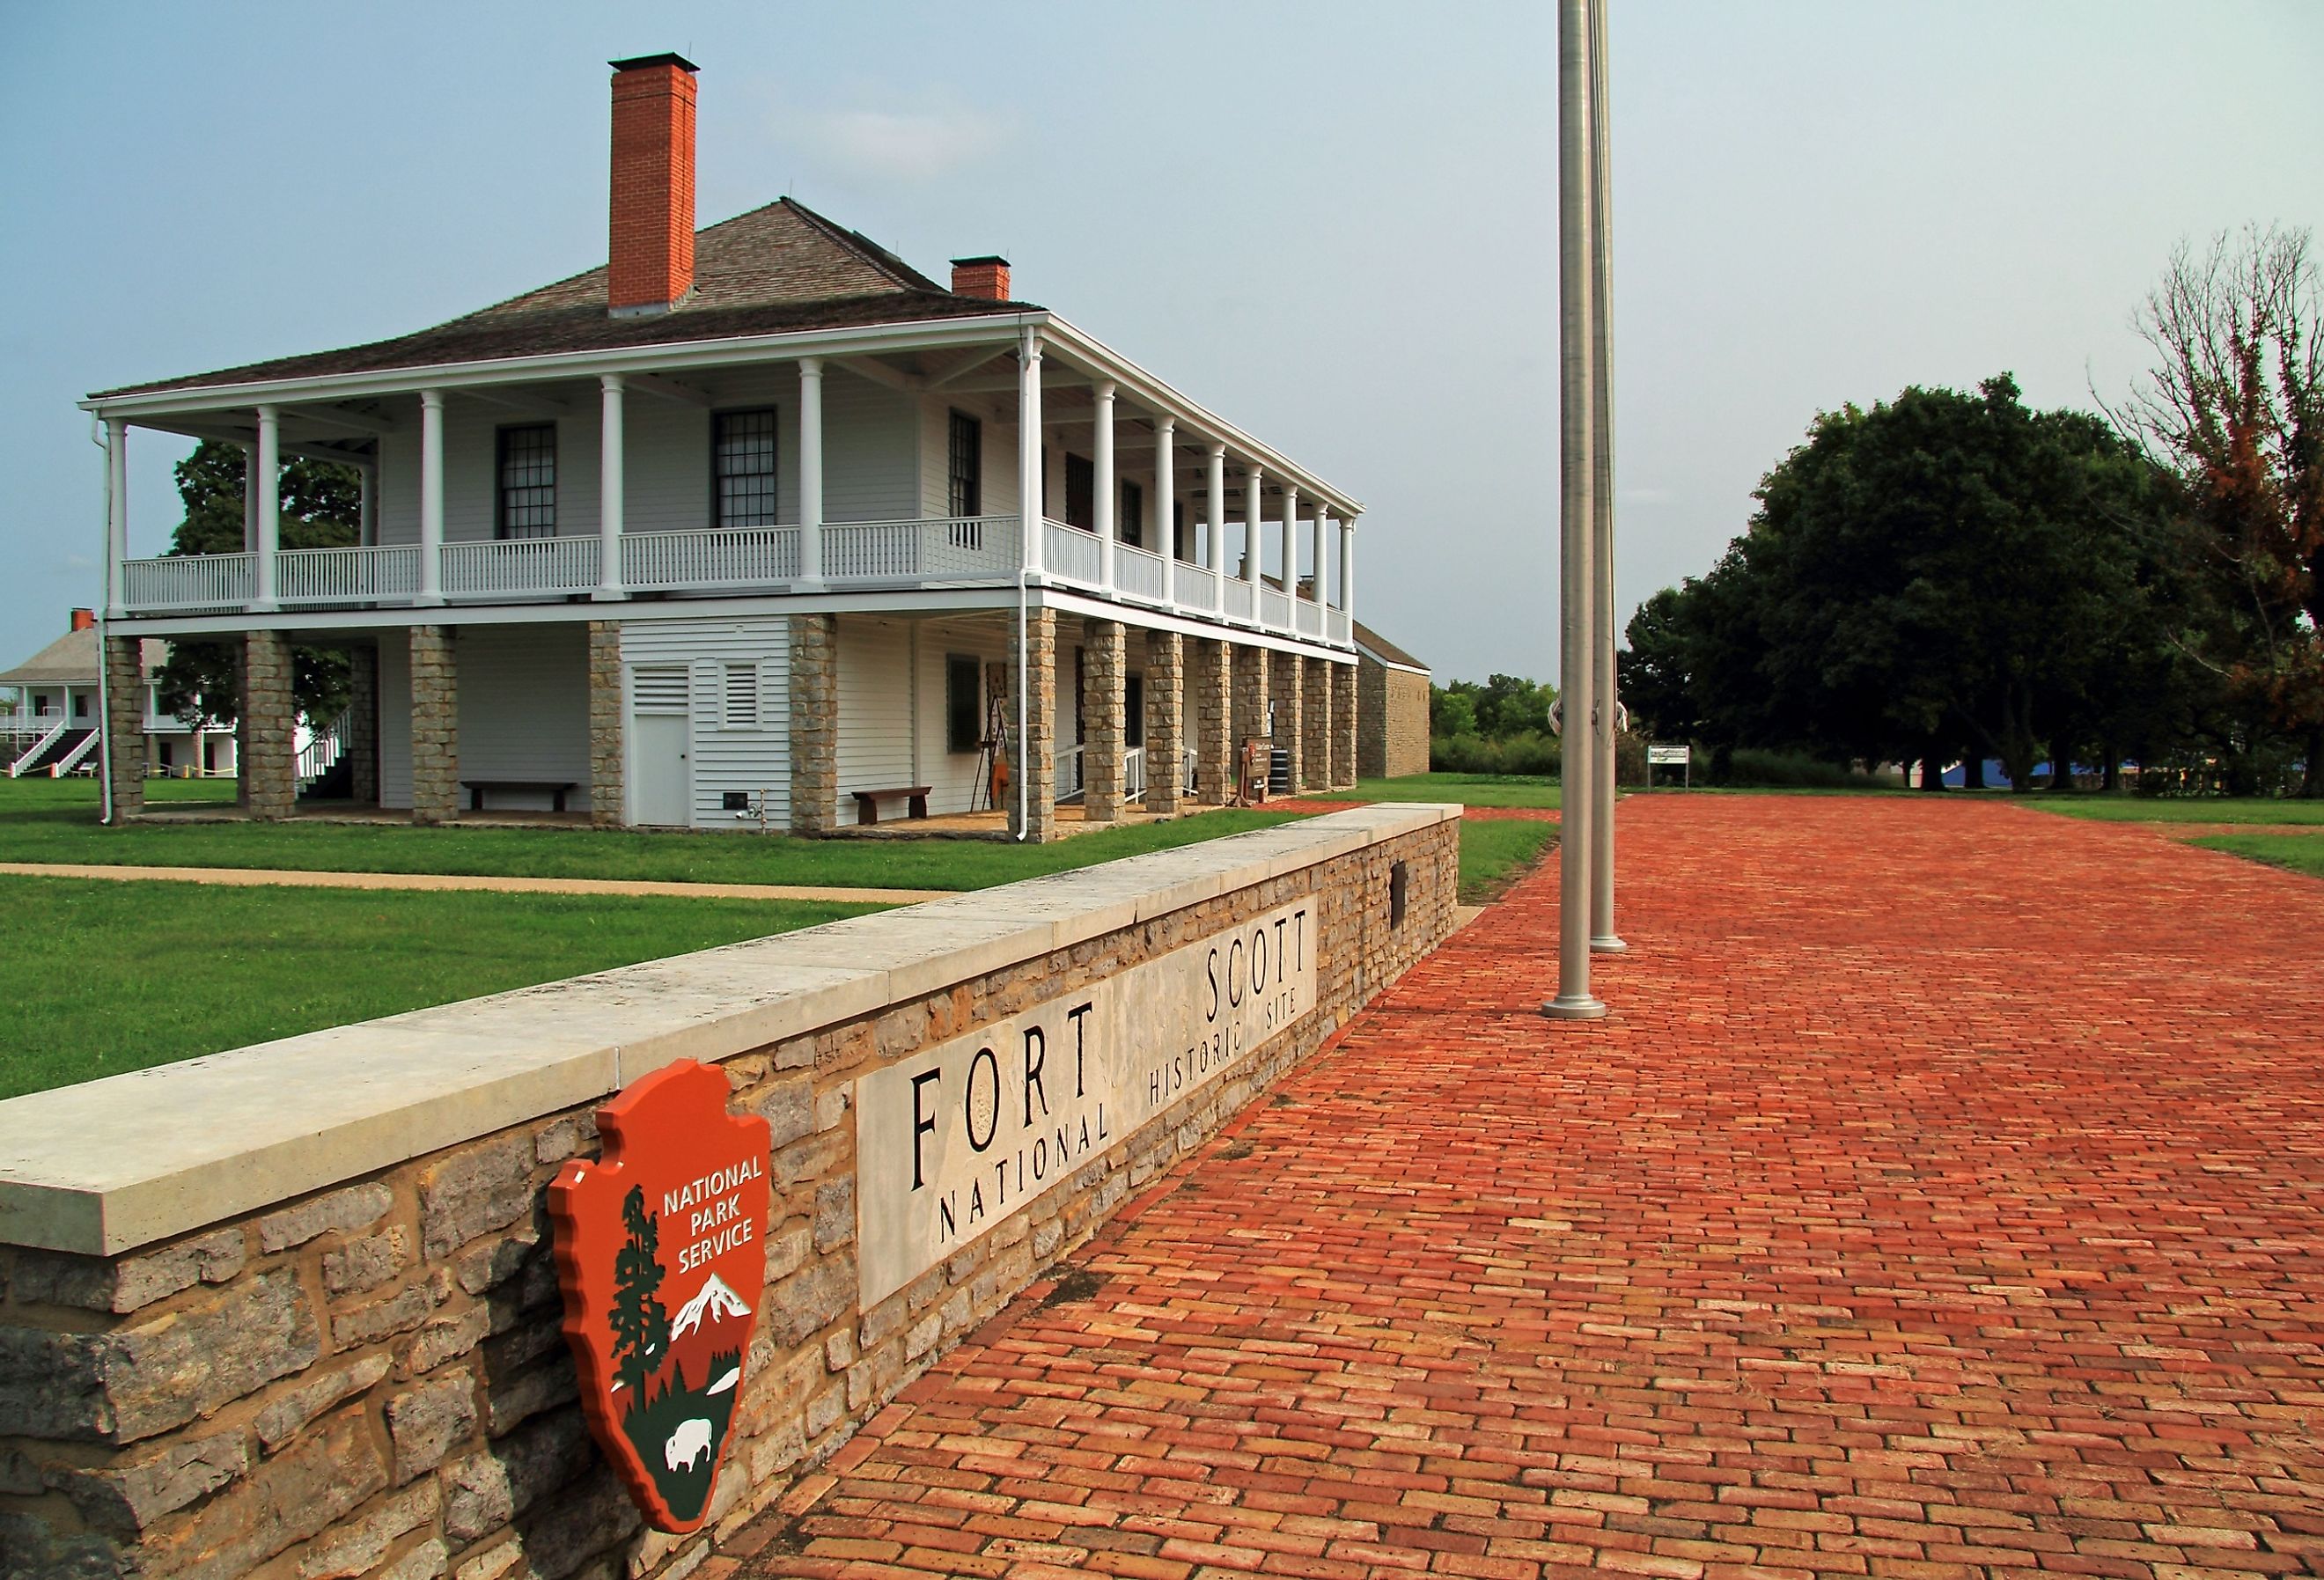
[741,796,2324,1580]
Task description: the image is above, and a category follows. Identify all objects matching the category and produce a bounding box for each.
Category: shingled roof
[0,628,167,687]
[95,199,1034,400]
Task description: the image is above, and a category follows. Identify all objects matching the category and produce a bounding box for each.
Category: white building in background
[86,54,1365,839]
[1,610,236,781]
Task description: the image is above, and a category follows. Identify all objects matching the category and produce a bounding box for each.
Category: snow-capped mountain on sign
[663,1273,753,1394]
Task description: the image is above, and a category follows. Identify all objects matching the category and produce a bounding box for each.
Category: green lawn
[2189,834,2324,879]
[1457,819,1558,903]
[1353,773,1560,810]
[2030,795,2324,825]
[0,777,1308,889]
[0,875,882,1099]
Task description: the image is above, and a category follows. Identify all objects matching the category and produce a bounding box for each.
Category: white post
[1243,466,1263,589]
[1588,0,1625,954]
[1206,445,1226,574]
[418,389,445,606]
[1093,379,1117,591]
[357,462,376,548]
[597,373,626,599]
[105,418,128,618]
[1545,0,1605,1020]
[1313,509,1329,610]
[1282,486,1300,606]
[1019,330,1044,573]
[254,404,280,612]
[241,444,259,552]
[1338,518,1355,614]
[798,357,824,585]
[1155,416,1176,570]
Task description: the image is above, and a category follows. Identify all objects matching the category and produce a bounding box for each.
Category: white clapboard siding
[834,616,915,820]
[916,391,1021,521]
[455,624,592,808]
[619,391,712,536]
[912,615,1015,816]
[822,371,917,524]
[378,637,413,808]
[621,614,791,829]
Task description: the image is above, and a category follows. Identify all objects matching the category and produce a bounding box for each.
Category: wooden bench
[463,780,579,812]
[850,785,932,825]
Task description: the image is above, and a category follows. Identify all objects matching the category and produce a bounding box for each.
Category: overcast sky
[2,2,2319,686]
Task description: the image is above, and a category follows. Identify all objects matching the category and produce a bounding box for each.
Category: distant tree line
[1622,226,2323,796]
[1430,673,1563,775]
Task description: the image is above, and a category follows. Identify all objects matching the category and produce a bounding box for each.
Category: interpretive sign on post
[1646,742,1691,789]
[550,1060,772,1533]
[858,899,1316,1305]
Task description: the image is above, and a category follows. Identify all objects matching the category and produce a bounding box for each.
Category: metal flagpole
[1545,0,1607,1019]
[1588,0,1626,953]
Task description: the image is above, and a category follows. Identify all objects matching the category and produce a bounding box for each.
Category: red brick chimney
[951,256,1011,301]
[607,54,700,317]
[70,608,95,632]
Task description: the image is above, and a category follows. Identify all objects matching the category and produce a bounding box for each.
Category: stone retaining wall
[0,805,1459,1580]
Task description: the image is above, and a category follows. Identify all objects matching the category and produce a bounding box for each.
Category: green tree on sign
[609,1185,672,1405]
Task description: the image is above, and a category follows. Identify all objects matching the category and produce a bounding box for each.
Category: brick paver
[740,796,2324,1580]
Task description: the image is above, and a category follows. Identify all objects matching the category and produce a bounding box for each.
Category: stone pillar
[239,630,297,820]
[1007,608,1057,841]
[789,614,837,834]
[587,621,623,827]
[1336,662,1359,788]
[1081,619,1126,822]
[1195,636,1233,805]
[1272,648,1305,792]
[1303,655,1331,792]
[408,626,459,825]
[346,646,379,806]
[1231,641,1269,800]
[102,634,145,819]
[1145,629,1184,815]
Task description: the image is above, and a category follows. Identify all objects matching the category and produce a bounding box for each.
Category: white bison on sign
[664,1417,713,1473]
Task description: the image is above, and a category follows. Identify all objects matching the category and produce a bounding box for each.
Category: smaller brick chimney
[607,54,701,317]
[950,256,1011,302]
[70,608,95,632]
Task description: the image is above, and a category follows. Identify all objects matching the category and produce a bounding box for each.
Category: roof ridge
[773,196,948,295]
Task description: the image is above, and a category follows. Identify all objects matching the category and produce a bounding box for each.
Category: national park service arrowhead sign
[549,1060,771,1532]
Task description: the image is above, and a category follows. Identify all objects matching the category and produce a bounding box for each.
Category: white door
[630,667,691,827]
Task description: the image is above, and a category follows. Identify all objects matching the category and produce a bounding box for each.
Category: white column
[1155,416,1175,570]
[1243,466,1263,588]
[418,389,445,606]
[253,404,280,612]
[240,444,259,552]
[1282,486,1300,604]
[1019,330,1044,573]
[597,374,625,599]
[1093,380,1116,591]
[105,418,128,617]
[357,462,376,548]
[1313,509,1329,609]
[798,357,824,584]
[1206,445,1226,573]
[1338,518,1355,614]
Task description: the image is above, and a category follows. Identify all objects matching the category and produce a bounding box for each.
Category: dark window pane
[946,655,981,753]
[1119,480,1144,548]
[947,411,982,518]
[714,408,780,529]
[497,424,556,540]
[1065,453,1094,530]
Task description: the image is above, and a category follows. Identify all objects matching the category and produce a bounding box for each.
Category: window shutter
[724,662,760,728]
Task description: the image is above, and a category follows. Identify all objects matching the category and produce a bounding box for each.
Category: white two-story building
[86,54,1364,840]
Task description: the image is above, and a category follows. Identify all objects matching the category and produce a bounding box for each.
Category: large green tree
[1622,376,2179,789]
[154,441,361,728]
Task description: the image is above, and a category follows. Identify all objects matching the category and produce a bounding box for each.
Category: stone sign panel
[857,898,1316,1305]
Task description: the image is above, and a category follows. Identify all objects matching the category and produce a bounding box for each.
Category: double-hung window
[1119,480,1144,548]
[496,425,557,540]
[947,411,982,517]
[713,408,779,529]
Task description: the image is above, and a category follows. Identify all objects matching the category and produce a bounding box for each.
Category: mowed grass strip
[1353,773,1560,809]
[2031,795,2324,825]
[2190,833,2324,880]
[0,779,1307,890]
[1458,819,1558,903]
[0,875,883,1099]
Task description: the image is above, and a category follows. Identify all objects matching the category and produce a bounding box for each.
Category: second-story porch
[96,315,1361,658]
